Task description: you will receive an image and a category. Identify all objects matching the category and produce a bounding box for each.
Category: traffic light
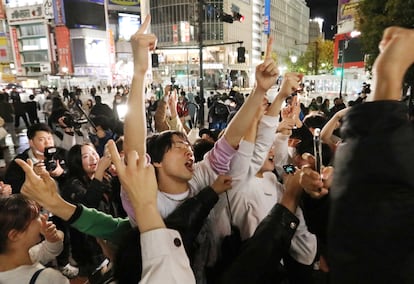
[233,12,244,22]
[335,68,343,76]
[237,47,246,63]
[220,12,233,23]
[151,53,159,68]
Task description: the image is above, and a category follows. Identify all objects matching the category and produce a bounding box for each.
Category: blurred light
[335,69,342,76]
[233,12,244,22]
[350,30,361,38]
[117,104,128,121]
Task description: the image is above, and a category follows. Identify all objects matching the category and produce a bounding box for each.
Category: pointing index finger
[265,36,274,59]
[137,15,151,34]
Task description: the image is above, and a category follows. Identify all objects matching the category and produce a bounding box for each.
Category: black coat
[329,101,414,283]
[218,204,299,284]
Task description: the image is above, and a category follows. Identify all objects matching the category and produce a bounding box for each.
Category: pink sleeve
[207,136,237,174]
[120,154,152,227]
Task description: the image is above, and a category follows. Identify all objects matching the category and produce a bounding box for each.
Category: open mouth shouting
[185,158,194,172]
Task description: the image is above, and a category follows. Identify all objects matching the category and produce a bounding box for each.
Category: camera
[362,83,371,94]
[44,147,57,172]
[62,112,88,129]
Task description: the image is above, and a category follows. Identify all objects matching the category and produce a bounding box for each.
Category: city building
[334,0,366,97]
[148,0,310,90]
[1,0,311,91]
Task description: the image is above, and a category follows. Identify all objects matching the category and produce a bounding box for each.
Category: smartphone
[313,128,322,175]
[282,164,296,175]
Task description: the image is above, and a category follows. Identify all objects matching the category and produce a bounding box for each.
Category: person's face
[81,145,100,178]
[20,214,42,249]
[260,147,275,173]
[95,126,106,139]
[155,134,194,182]
[29,131,54,156]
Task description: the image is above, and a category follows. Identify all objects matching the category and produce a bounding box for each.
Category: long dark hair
[67,143,96,185]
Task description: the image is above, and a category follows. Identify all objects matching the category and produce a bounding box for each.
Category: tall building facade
[148,0,310,89]
[269,0,309,67]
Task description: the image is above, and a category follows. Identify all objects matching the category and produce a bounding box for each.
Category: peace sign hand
[130,15,158,75]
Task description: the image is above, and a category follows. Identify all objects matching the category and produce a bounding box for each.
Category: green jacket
[69,205,131,245]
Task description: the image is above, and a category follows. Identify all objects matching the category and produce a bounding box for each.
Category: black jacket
[113,186,219,284]
[219,204,299,284]
[62,176,115,273]
[329,101,414,284]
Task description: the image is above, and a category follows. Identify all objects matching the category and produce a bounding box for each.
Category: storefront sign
[109,0,139,6]
[53,0,66,25]
[10,27,22,73]
[7,5,44,24]
[55,26,73,74]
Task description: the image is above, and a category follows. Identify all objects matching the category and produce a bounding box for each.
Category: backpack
[214,102,229,116]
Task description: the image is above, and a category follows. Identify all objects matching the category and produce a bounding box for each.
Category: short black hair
[146,130,190,164]
[193,138,214,162]
[27,123,52,140]
[303,114,327,129]
[91,115,111,130]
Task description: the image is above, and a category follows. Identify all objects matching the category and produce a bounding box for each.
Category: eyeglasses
[171,140,192,151]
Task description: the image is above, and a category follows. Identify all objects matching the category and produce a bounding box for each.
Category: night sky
[306,0,338,40]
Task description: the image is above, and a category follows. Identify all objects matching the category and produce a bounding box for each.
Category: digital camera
[44,147,57,172]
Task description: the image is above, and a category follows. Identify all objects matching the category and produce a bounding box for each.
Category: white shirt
[140,228,195,284]
[29,240,64,265]
[0,262,69,284]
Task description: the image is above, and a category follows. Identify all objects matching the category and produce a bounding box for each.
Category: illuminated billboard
[118,13,140,41]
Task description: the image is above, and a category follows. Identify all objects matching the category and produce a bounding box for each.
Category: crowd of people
[0,14,414,284]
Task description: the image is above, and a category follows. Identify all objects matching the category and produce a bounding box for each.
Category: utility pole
[339,40,346,99]
[198,0,205,127]
[314,41,319,75]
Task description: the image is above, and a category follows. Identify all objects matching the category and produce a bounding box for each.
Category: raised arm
[15,158,77,221]
[369,27,414,101]
[320,107,348,150]
[267,72,301,117]
[223,37,279,148]
[124,15,157,158]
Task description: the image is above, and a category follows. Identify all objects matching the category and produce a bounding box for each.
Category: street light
[339,30,361,98]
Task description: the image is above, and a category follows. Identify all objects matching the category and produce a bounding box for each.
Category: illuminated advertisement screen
[64,0,106,30]
[72,38,107,65]
[118,13,140,41]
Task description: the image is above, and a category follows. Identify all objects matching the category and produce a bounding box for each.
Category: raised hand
[0,182,12,197]
[40,214,63,243]
[15,159,59,208]
[299,166,332,198]
[15,159,77,221]
[255,37,279,93]
[106,140,164,232]
[130,15,157,75]
[371,27,414,101]
[278,72,302,98]
[211,174,232,194]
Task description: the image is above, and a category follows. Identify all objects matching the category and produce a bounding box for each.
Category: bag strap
[225,191,234,225]
[29,268,45,284]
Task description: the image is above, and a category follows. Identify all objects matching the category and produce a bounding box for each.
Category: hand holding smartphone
[313,128,322,175]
